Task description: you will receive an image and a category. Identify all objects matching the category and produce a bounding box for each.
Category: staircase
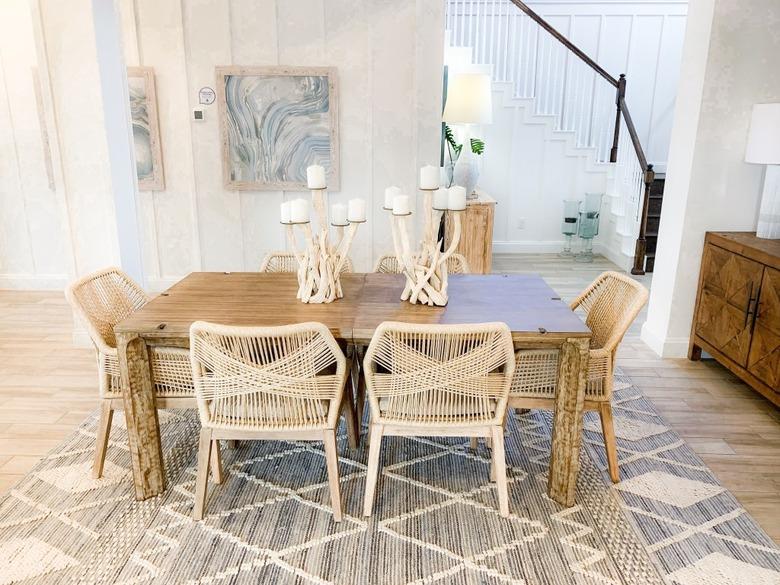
[643,176,666,272]
[445,0,658,273]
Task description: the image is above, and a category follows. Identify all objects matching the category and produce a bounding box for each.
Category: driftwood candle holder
[282,188,364,304]
[387,187,464,306]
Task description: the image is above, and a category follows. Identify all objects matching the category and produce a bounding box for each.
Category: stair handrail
[507,0,654,275]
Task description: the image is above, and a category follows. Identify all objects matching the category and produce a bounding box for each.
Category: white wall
[0,0,444,290]
[120,0,444,289]
[0,0,70,288]
[641,0,780,357]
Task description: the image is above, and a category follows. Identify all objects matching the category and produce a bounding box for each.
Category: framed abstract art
[216,66,339,191]
[127,67,164,191]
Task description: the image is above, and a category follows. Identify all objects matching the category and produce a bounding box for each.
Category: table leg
[547,337,589,507]
[117,332,166,500]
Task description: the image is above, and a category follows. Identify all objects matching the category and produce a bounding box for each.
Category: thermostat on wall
[192,108,205,122]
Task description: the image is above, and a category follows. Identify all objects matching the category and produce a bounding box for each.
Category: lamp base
[757,165,780,239]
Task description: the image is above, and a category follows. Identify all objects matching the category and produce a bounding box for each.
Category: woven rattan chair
[372,253,470,274]
[362,322,515,517]
[509,271,648,483]
[260,251,354,274]
[189,321,354,521]
[65,267,195,479]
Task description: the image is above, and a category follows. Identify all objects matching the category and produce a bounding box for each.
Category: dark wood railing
[508,0,654,275]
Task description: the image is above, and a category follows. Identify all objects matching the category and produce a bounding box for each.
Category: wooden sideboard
[689,232,780,405]
[445,191,496,274]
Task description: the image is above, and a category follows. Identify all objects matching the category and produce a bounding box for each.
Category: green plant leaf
[470,138,485,155]
[444,124,463,157]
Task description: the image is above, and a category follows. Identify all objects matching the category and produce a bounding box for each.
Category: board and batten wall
[0,0,444,290]
[119,0,444,289]
[0,0,71,289]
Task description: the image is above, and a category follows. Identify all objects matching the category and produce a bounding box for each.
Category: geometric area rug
[0,372,778,584]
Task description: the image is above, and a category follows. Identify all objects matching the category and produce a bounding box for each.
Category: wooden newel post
[631,164,655,276]
[610,74,626,163]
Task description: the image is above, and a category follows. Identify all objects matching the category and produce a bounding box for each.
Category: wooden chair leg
[363,423,384,517]
[600,403,620,483]
[342,372,359,450]
[489,438,496,483]
[323,429,343,522]
[470,437,478,451]
[491,425,509,517]
[210,439,224,484]
[355,361,366,433]
[92,402,113,479]
[193,428,213,520]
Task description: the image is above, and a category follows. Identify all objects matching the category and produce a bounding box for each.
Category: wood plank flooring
[1,256,778,542]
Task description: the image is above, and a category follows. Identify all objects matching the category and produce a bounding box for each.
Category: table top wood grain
[115,272,590,346]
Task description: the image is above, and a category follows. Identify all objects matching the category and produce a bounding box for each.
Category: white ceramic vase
[453,147,479,197]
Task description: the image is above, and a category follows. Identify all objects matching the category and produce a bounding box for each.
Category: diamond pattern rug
[0,372,778,584]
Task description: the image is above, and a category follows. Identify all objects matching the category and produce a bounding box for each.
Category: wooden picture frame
[127,66,164,191]
[216,66,340,191]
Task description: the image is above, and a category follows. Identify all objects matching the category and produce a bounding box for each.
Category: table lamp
[443,72,493,198]
[745,103,780,239]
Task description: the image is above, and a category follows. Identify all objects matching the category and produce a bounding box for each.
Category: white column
[91,0,144,284]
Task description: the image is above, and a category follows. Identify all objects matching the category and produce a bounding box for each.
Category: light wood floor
[1,256,778,542]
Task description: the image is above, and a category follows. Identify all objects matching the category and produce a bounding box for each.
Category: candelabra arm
[285,224,304,263]
[438,210,462,266]
[333,222,359,275]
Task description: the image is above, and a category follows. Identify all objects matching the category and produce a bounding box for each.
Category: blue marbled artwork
[128,76,153,181]
[223,72,337,189]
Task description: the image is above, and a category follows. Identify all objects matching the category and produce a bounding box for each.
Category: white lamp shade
[443,73,493,124]
[745,103,780,164]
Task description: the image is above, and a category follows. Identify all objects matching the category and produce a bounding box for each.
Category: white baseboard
[0,273,68,290]
[640,322,689,358]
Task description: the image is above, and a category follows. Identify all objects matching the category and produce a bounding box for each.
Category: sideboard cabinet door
[748,266,780,391]
[695,244,764,367]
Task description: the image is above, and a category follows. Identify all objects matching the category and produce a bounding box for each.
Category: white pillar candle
[290,198,310,223]
[384,186,401,209]
[448,186,467,211]
[347,198,366,222]
[331,203,348,225]
[306,165,327,189]
[433,187,449,210]
[419,165,440,190]
[280,201,292,223]
[392,194,411,215]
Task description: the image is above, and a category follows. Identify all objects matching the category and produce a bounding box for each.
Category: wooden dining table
[114,272,591,507]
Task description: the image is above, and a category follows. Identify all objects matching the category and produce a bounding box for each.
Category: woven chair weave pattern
[190,323,345,431]
[373,253,470,274]
[510,271,648,403]
[101,348,194,399]
[510,349,612,400]
[260,251,353,274]
[70,268,148,349]
[574,272,646,351]
[365,323,515,426]
[66,267,195,400]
